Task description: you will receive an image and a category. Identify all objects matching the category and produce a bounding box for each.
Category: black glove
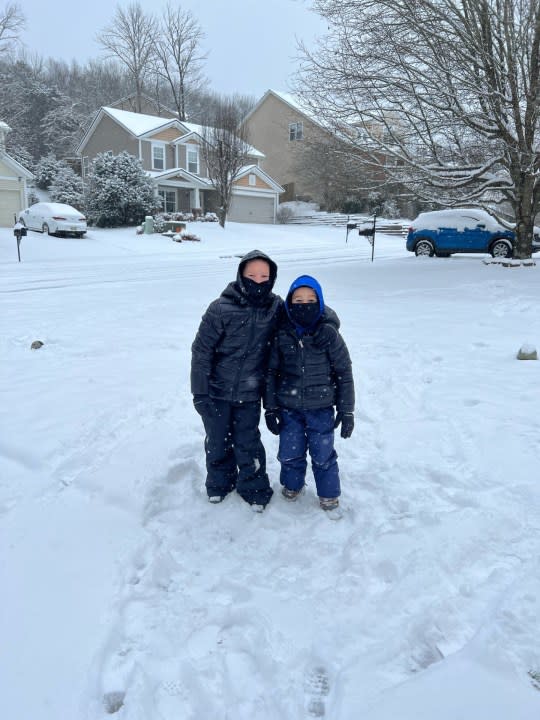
[193,394,213,417]
[313,324,338,349]
[265,409,282,435]
[334,411,354,438]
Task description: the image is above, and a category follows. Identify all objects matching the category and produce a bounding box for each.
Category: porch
[154,170,218,216]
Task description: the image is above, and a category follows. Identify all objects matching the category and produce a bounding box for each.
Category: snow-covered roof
[103,107,179,137]
[0,150,33,179]
[78,107,265,159]
[244,89,323,128]
[235,164,285,193]
[147,167,213,186]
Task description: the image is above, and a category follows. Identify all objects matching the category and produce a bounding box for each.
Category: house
[77,107,284,224]
[243,89,338,203]
[243,89,388,208]
[0,122,33,227]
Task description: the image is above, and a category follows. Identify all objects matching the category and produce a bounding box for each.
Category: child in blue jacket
[264,275,355,513]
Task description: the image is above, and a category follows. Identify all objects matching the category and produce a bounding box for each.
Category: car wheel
[78,232,86,238]
[42,223,51,235]
[490,239,512,258]
[415,239,434,256]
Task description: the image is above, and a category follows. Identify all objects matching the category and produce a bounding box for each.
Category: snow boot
[282,486,304,501]
[319,497,342,520]
[319,497,339,511]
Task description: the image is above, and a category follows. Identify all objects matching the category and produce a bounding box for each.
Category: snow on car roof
[38,203,82,212]
[414,208,503,230]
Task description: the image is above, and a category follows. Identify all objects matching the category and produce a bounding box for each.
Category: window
[152,144,165,170]
[158,189,176,212]
[248,173,256,186]
[289,121,304,141]
[187,146,199,174]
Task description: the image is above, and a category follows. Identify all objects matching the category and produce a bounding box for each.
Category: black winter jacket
[264,306,355,413]
[191,251,282,403]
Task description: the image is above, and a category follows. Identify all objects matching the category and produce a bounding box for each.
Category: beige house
[243,89,336,203]
[0,122,33,227]
[77,107,284,224]
[245,90,399,210]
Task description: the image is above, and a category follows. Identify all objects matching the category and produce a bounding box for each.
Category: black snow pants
[200,399,273,506]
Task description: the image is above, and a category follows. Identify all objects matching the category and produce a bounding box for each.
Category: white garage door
[0,189,20,227]
[228,195,275,224]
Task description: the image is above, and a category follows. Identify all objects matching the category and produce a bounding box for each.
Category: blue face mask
[288,301,320,328]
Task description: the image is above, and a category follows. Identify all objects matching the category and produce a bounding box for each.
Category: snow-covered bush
[34,155,67,190]
[381,198,401,219]
[152,215,167,233]
[7,144,34,173]
[85,152,157,227]
[49,166,84,208]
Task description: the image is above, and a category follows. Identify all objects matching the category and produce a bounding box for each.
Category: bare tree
[187,88,255,124]
[299,0,540,258]
[201,97,251,228]
[153,4,206,121]
[0,2,24,53]
[98,2,158,113]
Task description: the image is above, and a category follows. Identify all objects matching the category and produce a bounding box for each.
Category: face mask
[242,277,272,305]
[288,302,320,328]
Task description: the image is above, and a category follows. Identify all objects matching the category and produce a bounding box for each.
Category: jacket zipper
[298,337,305,404]
[232,307,257,400]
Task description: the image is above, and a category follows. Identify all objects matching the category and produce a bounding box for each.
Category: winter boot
[319,497,339,512]
[282,486,304,501]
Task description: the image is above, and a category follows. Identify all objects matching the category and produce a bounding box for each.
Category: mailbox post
[357,210,378,262]
[13,219,26,262]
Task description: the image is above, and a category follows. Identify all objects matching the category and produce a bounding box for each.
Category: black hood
[236,249,278,293]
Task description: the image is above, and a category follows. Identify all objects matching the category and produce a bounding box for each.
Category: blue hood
[285,275,325,333]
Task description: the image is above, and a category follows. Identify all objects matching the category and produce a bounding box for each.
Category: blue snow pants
[201,399,273,506]
[278,407,340,499]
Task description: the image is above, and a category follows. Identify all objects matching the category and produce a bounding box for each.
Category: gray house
[0,122,33,227]
[77,107,284,224]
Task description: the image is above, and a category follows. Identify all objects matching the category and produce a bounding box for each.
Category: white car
[21,202,87,238]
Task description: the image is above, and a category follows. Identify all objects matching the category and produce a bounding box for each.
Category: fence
[285,212,406,235]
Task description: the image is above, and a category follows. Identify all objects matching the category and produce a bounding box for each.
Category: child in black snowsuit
[264,275,355,513]
[191,250,282,511]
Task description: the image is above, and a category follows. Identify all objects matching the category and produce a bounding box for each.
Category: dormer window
[289,122,303,141]
[152,143,165,170]
[187,146,199,174]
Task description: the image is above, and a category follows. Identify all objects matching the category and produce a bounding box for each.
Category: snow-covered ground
[1,222,539,719]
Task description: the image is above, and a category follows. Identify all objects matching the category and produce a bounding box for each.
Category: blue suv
[406,208,540,257]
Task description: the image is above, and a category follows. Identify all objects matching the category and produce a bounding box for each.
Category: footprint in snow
[304,666,330,717]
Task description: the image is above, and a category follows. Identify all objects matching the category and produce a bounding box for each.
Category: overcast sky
[18,0,326,99]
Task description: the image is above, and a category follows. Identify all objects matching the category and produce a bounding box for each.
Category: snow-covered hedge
[85,152,158,227]
[49,166,84,209]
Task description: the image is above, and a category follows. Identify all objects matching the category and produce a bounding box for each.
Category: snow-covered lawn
[1,222,539,719]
